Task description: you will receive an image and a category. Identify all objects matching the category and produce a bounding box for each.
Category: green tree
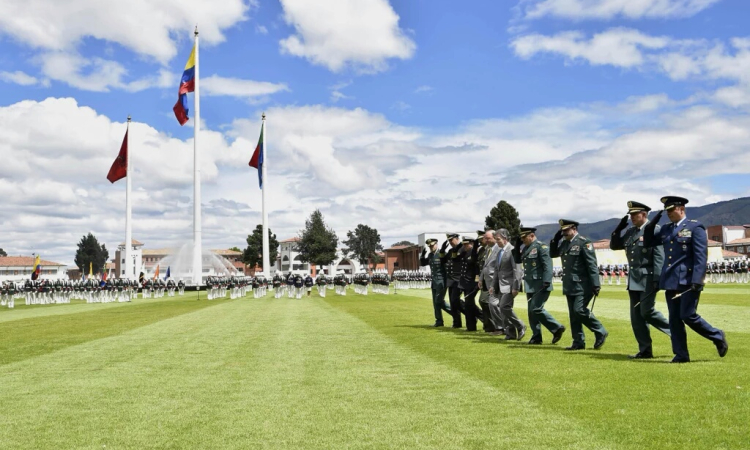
[485,200,522,237]
[297,210,339,267]
[242,225,279,270]
[0,248,7,257]
[342,224,383,271]
[228,246,242,253]
[391,240,415,247]
[74,233,109,275]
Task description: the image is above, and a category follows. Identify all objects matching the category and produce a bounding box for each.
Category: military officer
[515,227,566,344]
[610,201,671,359]
[550,219,608,350]
[643,196,728,363]
[444,233,465,328]
[419,238,451,327]
[459,236,483,331]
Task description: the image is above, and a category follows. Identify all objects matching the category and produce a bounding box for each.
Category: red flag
[107,130,128,183]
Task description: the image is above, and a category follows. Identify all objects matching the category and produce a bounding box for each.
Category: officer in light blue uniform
[643,196,728,363]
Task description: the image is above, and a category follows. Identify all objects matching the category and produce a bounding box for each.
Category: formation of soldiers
[391,270,430,290]
[707,260,749,283]
[352,273,371,295]
[371,272,391,294]
[0,278,145,308]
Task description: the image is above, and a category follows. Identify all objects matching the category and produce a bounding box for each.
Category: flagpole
[193,26,202,286]
[125,115,132,280]
[261,113,270,275]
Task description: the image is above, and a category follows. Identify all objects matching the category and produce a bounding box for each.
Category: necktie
[497,248,504,266]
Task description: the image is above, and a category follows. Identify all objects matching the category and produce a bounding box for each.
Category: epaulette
[690,219,697,222]
[541,244,548,249]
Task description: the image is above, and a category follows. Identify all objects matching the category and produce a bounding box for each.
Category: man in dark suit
[490,229,525,340]
[643,196,728,363]
[610,201,671,359]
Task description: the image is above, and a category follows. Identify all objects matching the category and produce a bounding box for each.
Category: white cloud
[202,75,289,99]
[414,85,433,94]
[36,52,174,92]
[328,80,354,103]
[255,25,268,35]
[0,70,42,86]
[278,0,416,73]
[520,0,721,20]
[512,28,670,68]
[511,28,750,84]
[0,0,252,63]
[2,93,748,266]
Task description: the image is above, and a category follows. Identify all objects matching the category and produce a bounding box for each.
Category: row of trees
[241,200,522,272]
[26,200,520,276]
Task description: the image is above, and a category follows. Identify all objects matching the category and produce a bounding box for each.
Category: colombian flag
[31,255,41,281]
[173,45,196,125]
[248,124,264,188]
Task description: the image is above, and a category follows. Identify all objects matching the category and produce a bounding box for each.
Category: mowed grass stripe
[0,297,604,450]
[325,292,750,449]
[0,293,226,365]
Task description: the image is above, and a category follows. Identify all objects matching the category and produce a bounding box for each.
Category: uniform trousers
[448,284,463,328]
[666,288,723,361]
[628,289,670,354]
[527,290,563,342]
[461,282,482,331]
[430,282,450,325]
[478,289,503,332]
[498,292,525,338]
[566,291,607,347]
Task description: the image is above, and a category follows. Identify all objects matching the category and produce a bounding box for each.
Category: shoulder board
[690,220,697,222]
[541,244,548,249]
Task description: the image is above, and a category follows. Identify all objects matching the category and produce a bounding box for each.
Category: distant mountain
[533,197,750,242]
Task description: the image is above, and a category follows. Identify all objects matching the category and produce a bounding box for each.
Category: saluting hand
[652,210,664,225]
[615,215,629,232]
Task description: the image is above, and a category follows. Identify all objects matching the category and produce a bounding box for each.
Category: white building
[276,238,362,276]
[115,239,144,279]
[0,256,67,282]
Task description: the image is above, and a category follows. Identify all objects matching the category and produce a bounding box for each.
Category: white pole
[193,26,202,286]
[261,113,270,275]
[125,115,132,280]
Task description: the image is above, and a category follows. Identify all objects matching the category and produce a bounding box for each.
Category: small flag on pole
[165,266,171,281]
[173,45,196,125]
[154,265,160,280]
[31,255,41,280]
[248,123,264,188]
[89,262,93,279]
[107,129,128,183]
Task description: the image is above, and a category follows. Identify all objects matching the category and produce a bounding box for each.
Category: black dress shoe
[594,332,608,350]
[551,326,566,344]
[517,326,526,341]
[452,325,462,329]
[628,352,654,359]
[433,323,444,327]
[527,339,542,345]
[564,345,585,351]
[504,335,516,340]
[670,356,690,363]
[716,330,728,357]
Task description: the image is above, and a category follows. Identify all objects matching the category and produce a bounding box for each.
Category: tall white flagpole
[125,115,132,280]
[261,113,270,275]
[193,26,202,286]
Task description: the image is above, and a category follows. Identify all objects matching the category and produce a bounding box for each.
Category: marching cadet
[178,280,185,295]
[316,272,328,297]
[273,274,283,298]
[459,236,483,331]
[286,272,295,298]
[420,238,452,327]
[643,196,728,363]
[516,228,566,344]
[304,274,314,297]
[293,273,304,299]
[610,201,671,359]
[550,219,608,350]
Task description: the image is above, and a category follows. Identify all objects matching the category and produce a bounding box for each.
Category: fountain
[154,243,239,286]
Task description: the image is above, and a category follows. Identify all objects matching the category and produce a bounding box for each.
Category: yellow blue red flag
[173,45,196,125]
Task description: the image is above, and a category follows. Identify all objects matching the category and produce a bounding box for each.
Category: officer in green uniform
[550,219,608,350]
[420,238,451,327]
[610,201,671,359]
[515,227,566,344]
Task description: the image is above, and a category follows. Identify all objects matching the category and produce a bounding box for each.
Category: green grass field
[1,284,748,449]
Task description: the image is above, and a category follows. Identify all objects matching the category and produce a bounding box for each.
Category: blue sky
[1,0,749,265]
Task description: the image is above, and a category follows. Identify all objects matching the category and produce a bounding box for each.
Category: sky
[1,0,750,266]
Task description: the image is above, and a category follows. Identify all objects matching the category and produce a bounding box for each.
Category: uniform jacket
[610,221,664,292]
[551,234,600,296]
[521,239,553,294]
[420,249,446,286]
[444,245,463,287]
[643,218,707,290]
[491,242,522,294]
[459,244,480,290]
